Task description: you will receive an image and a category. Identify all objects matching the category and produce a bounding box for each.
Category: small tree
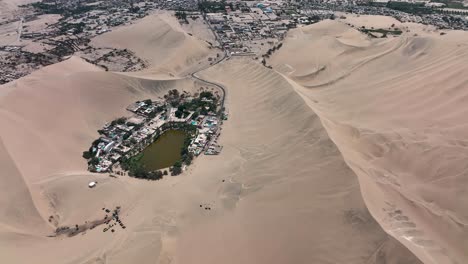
[171,166,182,176]
[89,157,99,166]
[112,117,126,126]
[175,110,183,118]
[171,161,183,176]
[82,151,93,159]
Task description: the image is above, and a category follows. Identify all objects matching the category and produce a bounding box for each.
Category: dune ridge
[271,17,468,264]
[0,13,441,264]
[173,57,421,264]
[91,12,216,77]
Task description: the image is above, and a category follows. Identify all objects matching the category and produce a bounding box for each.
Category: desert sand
[270,15,468,264]
[0,0,36,22]
[1,11,466,264]
[91,12,219,78]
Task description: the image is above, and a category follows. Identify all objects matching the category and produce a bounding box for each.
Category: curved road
[190,52,228,115]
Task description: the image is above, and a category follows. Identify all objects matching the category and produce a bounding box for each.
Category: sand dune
[270,18,468,264]
[92,12,217,77]
[0,54,420,263]
[0,137,48,235]
[174,58,421,264]
[0,0,37,21]
[0,55,217,263]
[0,38,421,264]
[2,12,459,264]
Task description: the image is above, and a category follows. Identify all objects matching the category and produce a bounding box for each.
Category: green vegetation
[121,154,164,180]
[59,22,86,34]
[386,2,433,14]
[84,88,220,178]
[171,161,183,176]
[82,151,93,159]
[175,106,190,118]
[175,11,189,23]
[164,89,181,107]
[360,28,403,38]
[200,91,214,99]
[89,157,99,166]
[180,137,194,165]
[198,0,226,13]
[111,117,127,126]
[175,91,218,118]
[170,135,195,176]
[262,42,284,63]
[28,1,94,17]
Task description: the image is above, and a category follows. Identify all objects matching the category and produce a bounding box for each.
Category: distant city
[1,0,468,84]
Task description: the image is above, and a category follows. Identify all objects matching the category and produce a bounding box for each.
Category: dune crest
[92,12,215,77]
[271,18,468,264]
[0,13,433,264]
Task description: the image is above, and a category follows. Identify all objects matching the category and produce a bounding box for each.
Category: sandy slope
[92,12,217,77]
[0,13,432,264]
[270,18,468,264]
[0,0,37,21]
[0,56,212,264]
[174,58,421,264]
[0,53,420,264]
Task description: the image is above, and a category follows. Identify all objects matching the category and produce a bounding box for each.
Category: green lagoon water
[140,130,187,170]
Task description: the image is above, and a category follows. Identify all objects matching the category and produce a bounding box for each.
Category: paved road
[188,13,230,113]
[190,52,228,114]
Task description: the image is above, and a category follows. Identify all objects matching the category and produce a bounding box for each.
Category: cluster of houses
[83,90,225,173]
[205,1,298,55]
[203,0,468,54]
[189,115,223,156]
[302,0,468,30]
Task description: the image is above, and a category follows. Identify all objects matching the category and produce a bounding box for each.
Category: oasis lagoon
[139,130,188,171]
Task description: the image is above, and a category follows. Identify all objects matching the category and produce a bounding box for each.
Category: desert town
[2,0,468,83]
[82,88,225,178]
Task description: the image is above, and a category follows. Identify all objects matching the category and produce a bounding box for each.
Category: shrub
[82,151,93,159]
[89,157,99,166]
[111,117,126,126]
[171,166,182,176]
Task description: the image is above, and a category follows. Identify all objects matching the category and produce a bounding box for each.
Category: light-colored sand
[2,12,463,264]
[270,18,468,264]
[0,55,212,263]
[0,0,37,22]
[91,12,217,77]
[174,58,421,264]
[0,53,420,264]
[181,15,217,45]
